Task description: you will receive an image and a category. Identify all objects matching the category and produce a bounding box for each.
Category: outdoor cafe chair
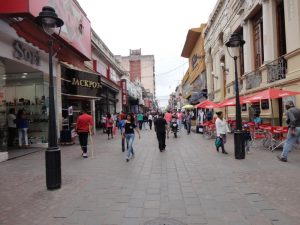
[269,126,288,152]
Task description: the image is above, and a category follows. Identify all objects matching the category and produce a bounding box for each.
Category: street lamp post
[225,33,245,160]
[36,6,64,189]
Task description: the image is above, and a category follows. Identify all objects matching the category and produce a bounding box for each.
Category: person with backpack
[106,113,114,140]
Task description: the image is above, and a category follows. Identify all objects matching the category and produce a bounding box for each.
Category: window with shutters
[252,10,264,69]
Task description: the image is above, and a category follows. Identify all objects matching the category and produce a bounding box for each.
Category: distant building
[116,49,156,98]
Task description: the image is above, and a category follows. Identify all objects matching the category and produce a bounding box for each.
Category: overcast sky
[77,0,218,107]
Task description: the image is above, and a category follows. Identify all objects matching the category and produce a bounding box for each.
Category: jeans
[186,122,191,134]
[177,120,182,130]
[143,121,148,130]
[125,133,135,159]
[138,121,143,130]
[281,127,300,159]
[18,128,28,146]
[78,132,89,153]
[245,140,250,152]
[217,134,226,152]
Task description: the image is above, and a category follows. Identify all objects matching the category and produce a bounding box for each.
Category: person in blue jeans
[278,101,300,162]
[123,114,140,162]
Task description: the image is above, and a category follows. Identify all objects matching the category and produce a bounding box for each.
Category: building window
[252,10,264,69]
[277,0,286,56]
[129,60,141,82]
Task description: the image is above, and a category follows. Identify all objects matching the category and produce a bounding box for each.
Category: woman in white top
[215,111,230,154]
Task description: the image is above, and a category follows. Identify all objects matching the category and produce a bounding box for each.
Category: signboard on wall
[0,0,91,59]
[61,67,101,97]
[121,79,128,106]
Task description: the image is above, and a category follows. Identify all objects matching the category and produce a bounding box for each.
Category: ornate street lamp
[36,6,64,189]
[225,33,245,159]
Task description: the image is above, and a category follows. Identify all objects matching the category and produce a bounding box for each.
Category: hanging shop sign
[13,40,40,66]
[61,67,101,97]
[121,79,128,106]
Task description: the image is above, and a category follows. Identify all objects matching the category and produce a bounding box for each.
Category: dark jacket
[286,107,300,128]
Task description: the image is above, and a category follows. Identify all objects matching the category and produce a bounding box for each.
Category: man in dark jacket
[277,101,300,162]
[154,113,169,152]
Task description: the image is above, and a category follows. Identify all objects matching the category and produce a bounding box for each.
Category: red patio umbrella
[218,96,255,107]
[195,100,219,109]
[246,88,300,102]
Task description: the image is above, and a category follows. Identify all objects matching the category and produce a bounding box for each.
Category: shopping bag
[215,137,222,148]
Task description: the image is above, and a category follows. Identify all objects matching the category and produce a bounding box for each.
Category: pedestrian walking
[143,113,148,130]
[16,109,29,148]
[185,111,192,134]
[277,101,300,162]
[243,124,252,154]
[177,110,183,130]
[215,111,229,154]
[123,113,140,162]
[106,113,114,139]
[154,113,169,152]
[137,112,143,130]
[119,116,126,152]
[148,114,153,130]
[164,110,172,127]
[76,108,93,158]
[7,108,16,147]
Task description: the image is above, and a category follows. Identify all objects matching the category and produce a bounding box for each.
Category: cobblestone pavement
[1,128,300,225]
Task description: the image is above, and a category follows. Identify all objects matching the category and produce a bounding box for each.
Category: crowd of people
[74,100,300,164]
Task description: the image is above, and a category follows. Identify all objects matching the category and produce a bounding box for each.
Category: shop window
[252,10,264,69]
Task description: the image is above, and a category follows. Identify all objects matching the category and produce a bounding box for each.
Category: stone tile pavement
[0,128,300,225]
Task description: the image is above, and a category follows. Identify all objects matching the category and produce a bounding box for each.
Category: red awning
[218,96,252,107]
[245,88,300,102]
[195,100,219,109]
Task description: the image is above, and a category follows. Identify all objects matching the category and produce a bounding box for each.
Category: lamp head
[36,6,64,35]
[225,33,245,58]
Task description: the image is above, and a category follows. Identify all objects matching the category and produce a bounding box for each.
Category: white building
[204,0,300,125]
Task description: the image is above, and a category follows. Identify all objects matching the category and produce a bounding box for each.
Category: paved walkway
[0,128,300,225]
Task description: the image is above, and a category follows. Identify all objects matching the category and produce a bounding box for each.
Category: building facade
[116,49,156,102]
[0,0,96,161]
[204,0,300,125]
[181,24,207,105]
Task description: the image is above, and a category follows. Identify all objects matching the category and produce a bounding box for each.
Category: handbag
[215,137,222,148]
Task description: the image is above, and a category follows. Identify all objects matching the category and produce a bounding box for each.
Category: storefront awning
[101,76,120,93]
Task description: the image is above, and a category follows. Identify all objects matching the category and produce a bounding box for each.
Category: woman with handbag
[215,111,229,154]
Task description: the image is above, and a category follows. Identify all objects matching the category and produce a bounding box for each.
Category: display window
[0,57,49,152]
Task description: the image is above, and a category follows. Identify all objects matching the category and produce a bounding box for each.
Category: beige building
[116,49,156,98]
[204,0,300,125]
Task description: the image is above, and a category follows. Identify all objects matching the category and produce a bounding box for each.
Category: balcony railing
[208,92,215,101]
[266,57,287,83]
[244,70,262,90]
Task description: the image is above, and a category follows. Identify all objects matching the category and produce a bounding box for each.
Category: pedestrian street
[0,129,300,225]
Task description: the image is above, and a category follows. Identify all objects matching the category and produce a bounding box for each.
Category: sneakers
[222,151,228,154]
[82,153,88,158]
[126,158,129,162]
[277,155,287,162]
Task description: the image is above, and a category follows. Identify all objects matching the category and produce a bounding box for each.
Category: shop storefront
[61,66,101,132]
[0,20,54,160]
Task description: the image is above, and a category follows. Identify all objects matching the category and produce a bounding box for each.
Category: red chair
[269,126,288,152]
